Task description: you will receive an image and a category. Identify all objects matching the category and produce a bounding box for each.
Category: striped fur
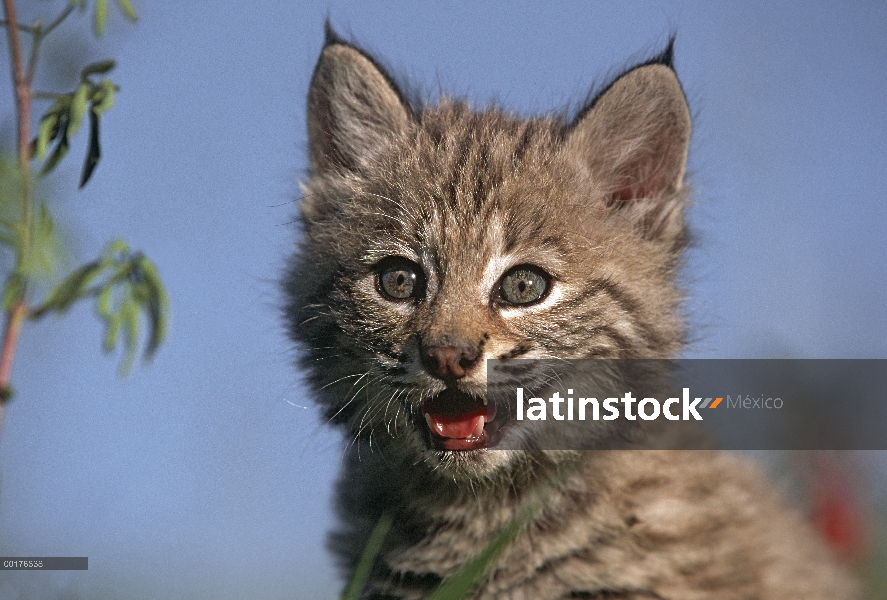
[283,31,858,599]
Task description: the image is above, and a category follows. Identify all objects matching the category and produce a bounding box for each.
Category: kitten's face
[286,38,691,479]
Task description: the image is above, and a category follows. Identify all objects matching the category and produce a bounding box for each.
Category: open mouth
[422,388,508,451]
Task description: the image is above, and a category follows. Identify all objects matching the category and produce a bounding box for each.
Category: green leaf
[0,227,16,248]
[32,203,65,278]
[103,310,120,352]
[92,79,115,115]
[115,0,138,21]
[40,116,70,176]
[94,0,108,35]
[105,239,129,258]
[340,513,393,600]
[31,96,70,159]
[2,272,25,311]
[135,256,168,355]
[80,110,101,188]
[97,281,112,319]
[69,83,90,137]
[35,112,59,159]
[81,59,116,79]
[30,259,102,318]
[30,239,170,373]
[120,294,140,374]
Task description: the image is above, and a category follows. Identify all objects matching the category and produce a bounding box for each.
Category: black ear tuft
[651,36,676,69]
[564,42,691,233]
[570,37,679,129]
[324,20,346,47]
[306,27,415,181]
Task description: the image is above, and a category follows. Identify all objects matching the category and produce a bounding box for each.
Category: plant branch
[43,4,75,38]
[0,18,34,34]
[0,0,33,433]
[24,22,38,83]
[3,0,31,174]
[0,300,28,400]
[24,5,75,85]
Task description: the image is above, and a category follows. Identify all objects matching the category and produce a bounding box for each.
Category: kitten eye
[498,265,550,306]
[377,258,425,301]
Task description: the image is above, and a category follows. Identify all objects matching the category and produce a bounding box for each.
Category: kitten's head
[285,29,691,480]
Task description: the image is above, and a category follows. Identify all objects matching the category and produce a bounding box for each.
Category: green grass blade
[424,505,536,600]
[340,513,393,600]
[425,463,574,600]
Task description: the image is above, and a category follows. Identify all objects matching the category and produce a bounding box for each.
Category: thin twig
[42,4,75,38]
[0,18,33,34]
[22,5,76,84]
[24,21,38,84]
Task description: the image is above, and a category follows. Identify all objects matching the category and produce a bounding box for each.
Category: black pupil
[501,267,547,305]
[380,264,418,300]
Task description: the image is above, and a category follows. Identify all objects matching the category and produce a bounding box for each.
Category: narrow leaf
[115,0,138,21]
[80,110,101,188]
[95,0,108,35]
[105,239,129,259]
[40,117,70,176]
[81,59,116,79]
[69,83,90,136]
[31,97,69,159]
[35,112,59,159]
[104,311,121,352]
[32,203,65,278]
[93,79,115,115]
[135,256,168,355]
[120,295,140,374]
[2,272,24,311]
[97,281,113,319]
[30,260,103,318]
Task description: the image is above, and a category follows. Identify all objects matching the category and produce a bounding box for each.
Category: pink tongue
[425,411,484,439]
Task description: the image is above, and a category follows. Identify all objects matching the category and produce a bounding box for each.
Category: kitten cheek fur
[283,29,860,600]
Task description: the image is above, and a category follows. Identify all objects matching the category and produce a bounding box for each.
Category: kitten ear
[566,49,691,215]
[307,30,413,176]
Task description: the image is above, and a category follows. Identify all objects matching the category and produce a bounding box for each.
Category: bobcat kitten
[285,28,859,599]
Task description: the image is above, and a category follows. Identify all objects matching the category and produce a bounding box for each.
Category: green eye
[377,258,424,301]
[499,265,550,305]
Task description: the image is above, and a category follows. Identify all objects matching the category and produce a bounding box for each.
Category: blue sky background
[0,1,885,598]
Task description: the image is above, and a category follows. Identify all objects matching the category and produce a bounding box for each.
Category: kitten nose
[421,343,480,380]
